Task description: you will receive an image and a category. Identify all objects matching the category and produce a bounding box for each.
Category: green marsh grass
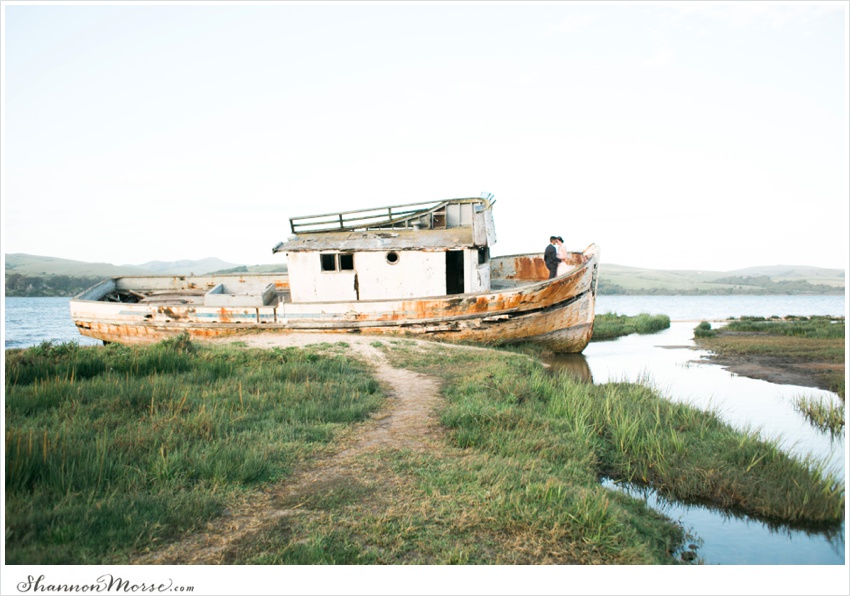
[726,316,845,339]
[592,313,671,341]
[694,321,717,338]
[697,334,845,366]
[225,346,686,564]
[695,315,845,397]
[792,395,845,438]
[8,335,844,565]
[381,343,844,525]
[4,336,384,564]
[224,343,846,565]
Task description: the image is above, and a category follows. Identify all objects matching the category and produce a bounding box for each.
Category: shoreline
[696,352,844,396]
[693,324,845,398]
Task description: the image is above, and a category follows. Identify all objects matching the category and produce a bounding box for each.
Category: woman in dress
[555,236,570,276]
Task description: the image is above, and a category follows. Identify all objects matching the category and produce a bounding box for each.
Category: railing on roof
[289,197,490,234]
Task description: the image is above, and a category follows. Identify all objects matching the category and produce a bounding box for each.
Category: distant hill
[208,264,290,275]
[5,254,272,278]
[4,254,287,297]
[133,257,241,276]
[3,253,843,297]
[725,265,845,285]
[5,253,152,277]
[599,263,844,295]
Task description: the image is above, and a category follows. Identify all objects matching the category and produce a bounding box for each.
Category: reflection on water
[544,321,846,565]
[595,294,845,322]
[580,323,844,473]
[603,478,845,565]
[545,353,593,383]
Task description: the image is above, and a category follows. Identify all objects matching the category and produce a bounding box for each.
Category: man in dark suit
[544,236,559,279]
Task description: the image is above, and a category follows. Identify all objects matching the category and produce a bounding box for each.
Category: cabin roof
[273,227,476,253]
[288,196,492,235]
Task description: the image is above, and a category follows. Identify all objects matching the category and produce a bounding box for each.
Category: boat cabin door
[446,250,465,295]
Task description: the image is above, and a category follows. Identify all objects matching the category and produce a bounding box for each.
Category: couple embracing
[544,236,569,279]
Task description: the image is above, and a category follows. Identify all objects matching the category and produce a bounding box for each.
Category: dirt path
[132,333,445,565]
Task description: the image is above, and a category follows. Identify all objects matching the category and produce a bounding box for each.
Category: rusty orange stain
[72,247,599,353]
[158,306,186,321]
[513,256,548,281]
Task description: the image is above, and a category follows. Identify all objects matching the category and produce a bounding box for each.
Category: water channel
[542,294,846,566]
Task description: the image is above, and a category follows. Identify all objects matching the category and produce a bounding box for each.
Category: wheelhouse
[272,196,497,302]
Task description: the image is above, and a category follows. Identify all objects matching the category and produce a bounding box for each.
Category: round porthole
[386,251,399,265]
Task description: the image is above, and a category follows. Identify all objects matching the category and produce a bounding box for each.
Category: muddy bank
[696,352,843,395]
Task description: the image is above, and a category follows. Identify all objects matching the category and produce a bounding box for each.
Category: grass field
[228,342,844,564]
[4,336,383,564]
[5,335,844,565]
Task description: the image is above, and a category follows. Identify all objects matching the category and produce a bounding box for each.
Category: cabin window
[321,253,355,272]
[339,254,354,270]
[478,247,489,265]
[320,254,337,271]
[386,251,399,265]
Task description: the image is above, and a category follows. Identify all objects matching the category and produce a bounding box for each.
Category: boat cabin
[71,193,598,352]
[272,196,497,303]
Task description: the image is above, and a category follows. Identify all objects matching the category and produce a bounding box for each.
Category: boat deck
[139,290,206,305]
[136,290,291,306]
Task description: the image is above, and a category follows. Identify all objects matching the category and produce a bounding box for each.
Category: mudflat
[695,329,845,397]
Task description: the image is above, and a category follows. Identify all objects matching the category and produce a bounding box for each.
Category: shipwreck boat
[70,195,600,353]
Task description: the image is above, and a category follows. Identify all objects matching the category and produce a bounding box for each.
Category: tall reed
[792,394,845,438]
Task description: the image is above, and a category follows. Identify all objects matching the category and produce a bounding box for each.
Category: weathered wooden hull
[70,246,600,353]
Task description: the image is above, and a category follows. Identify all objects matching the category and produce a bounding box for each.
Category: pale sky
[1,2,848,591]
[2,1,848,273]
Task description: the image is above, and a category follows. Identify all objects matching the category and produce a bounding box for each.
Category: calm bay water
[3,294,848,565]
[596,293,846,321]
[4,297,100,350]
